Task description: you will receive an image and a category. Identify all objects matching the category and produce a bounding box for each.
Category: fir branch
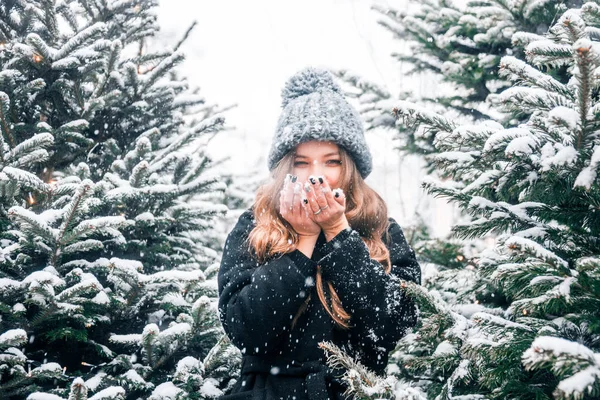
[512,31,547,49]
[141,323,159,367]
[92,39,121,99]
[173,21,197,53]
[523,336,600,400]
[26,33,54,62]
[0,91,15,150]
[7,206,56,243]
[335,69,391,99]
[153,116,225,161]
[0,328,27,348]
[573,39,595,150]
[561,11,588,43]
[499,56,573,100]
[40,0,58,39]
[525,40,573,68]
[56,180,94,249]
[6,132,54,164]
[61,239,104,255]
[56,2,79,33]
[393,101,456,133]
[67,377,88,400]
[318,341,396,399]
[201,338,241,383]
[129,161,149,188]
[140,52,185,93]
[391,53,443,75]
[492,86,574,114]
[14,78,46,111]
[54,22,107,61]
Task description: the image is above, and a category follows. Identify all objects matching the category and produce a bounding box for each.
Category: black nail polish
[291,175,297,183]
[318,177,323,184]
[335,192,340,198]
[303,198,308,204]
[309,177,316,184]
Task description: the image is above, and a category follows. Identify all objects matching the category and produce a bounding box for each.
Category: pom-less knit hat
[267,67,373,178]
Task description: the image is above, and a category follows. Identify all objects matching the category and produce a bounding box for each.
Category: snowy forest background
[1,0,599,400]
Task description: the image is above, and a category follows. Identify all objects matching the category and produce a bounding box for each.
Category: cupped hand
[279,174,321,237]
[303,175,348,237]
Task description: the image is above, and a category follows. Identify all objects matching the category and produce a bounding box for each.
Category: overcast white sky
[155,0,454,234]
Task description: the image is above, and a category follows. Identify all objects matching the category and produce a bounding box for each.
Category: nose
[308,161,324,178]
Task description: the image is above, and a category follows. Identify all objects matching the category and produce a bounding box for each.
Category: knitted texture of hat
[268,67,373,178]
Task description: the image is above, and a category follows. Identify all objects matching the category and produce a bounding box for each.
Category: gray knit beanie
[267,67,372,178]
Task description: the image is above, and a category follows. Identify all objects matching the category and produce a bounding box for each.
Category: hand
[279,174,321,237]
[303,175,349,240]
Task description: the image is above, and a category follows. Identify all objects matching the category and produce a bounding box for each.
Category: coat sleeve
[316,218,421,374]
[217,209,318,355]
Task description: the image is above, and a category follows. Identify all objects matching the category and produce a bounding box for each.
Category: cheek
[325,170,341,188]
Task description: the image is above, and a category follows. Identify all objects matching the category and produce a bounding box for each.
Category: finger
[281,176,295,212]
[321,181,338,209]
[281,174,291,200]
[279,190,289,218]
[304,182,321,214]
[311,175,328,209]
[300,185,310,215]
[332,188,346,207]
[292,182,303,214]
[280,190,291,213]
[317,177,340,214]
[283,173,292,192]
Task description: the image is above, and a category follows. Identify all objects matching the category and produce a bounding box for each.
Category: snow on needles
[574,145,600,190]
[523,336,600,399]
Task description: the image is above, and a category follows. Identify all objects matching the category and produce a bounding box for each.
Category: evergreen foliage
[336,0,569,165]
[0,1,239,399]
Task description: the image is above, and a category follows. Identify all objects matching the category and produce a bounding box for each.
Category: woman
[218,67,421,400]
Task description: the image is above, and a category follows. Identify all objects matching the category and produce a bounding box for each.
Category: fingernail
[291,175,297,183]
[303,198,308,204]
[304,183,311,192]
[309,177,316,184]
[318,176,323,184]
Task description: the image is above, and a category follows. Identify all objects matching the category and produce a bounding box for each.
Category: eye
[293,161,308,166]
[326,160,342,165]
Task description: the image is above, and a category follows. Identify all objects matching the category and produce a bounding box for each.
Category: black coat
[217,209,421,400]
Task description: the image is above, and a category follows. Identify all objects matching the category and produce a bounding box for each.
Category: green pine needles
[391,3,600,400]
[0,1,239,399]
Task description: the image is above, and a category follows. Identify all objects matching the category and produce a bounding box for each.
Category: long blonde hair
[248,145,391,329]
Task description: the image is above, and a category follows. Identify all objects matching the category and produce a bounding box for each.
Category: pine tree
[335,0,567,163]
[0,1,240,399]
[328,3,600,399]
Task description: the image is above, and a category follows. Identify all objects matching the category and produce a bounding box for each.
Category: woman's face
[291,141,343,188]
